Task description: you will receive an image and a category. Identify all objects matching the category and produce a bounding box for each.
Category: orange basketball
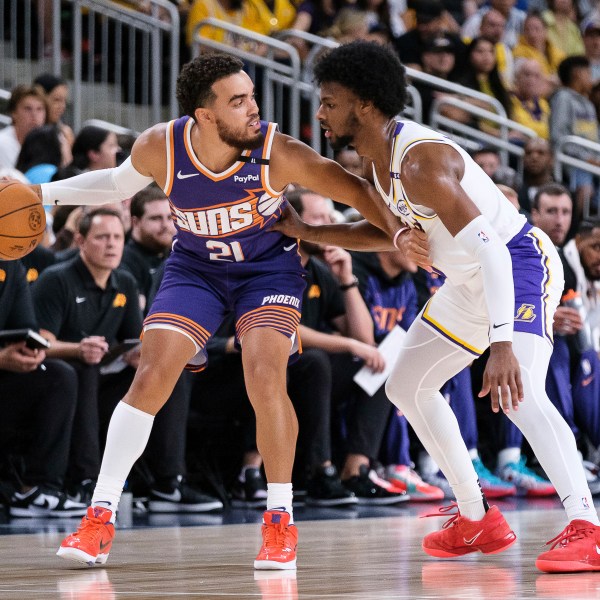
[0,182,46,260]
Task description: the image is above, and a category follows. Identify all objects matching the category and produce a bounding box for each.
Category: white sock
[563,494,600,525]
[91,402,154,522]
[497,448,521,469]
[266,483,293,523]
[453,479,486,521]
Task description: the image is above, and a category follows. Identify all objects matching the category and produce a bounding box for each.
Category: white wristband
[393,226,410,250]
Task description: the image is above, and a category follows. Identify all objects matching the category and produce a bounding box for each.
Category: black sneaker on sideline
[67,479,96,505]
[231,467,268,508]
[10,487,87,518]
[148,475,223,513]
[342,464,409,505]
[306,465,358,507]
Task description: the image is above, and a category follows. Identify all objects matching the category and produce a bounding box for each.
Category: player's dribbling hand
[479,341,523,414]
[394,228,432,273]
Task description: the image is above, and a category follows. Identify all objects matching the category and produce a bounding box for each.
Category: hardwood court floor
[1,498,600,599]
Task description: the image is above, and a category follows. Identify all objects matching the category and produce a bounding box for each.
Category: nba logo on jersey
[478,230,490,243]
[582,497,590,510]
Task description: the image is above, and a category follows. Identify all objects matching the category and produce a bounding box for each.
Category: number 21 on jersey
[207,240,245,262]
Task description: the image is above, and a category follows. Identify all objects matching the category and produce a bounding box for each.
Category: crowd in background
[3,0,600,518]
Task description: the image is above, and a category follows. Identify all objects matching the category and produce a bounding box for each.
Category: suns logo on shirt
[0,269,5,283]
[113,293,127,308]
[308,284,321,299]
[171,191,282,239]
[26,268,39,283]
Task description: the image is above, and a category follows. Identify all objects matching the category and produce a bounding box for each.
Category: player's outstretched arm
[273,202,394,250]
[273,202,432,269]
[32,124,167,207]
[270,133,401,239]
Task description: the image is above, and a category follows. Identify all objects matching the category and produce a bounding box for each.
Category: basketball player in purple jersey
[26,54,429,570]
[274,40,600,574]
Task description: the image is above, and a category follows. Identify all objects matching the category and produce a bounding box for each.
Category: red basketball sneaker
[536,520,600,573]
[57,506,115,566]
[254,510,298,570]
[422,504,516,558]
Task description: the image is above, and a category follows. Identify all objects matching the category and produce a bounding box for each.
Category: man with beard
[19,54,427,570]
[273,40,600,574]
[120,184,176,314]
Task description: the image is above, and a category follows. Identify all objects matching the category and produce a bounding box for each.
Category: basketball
[0,182,46,260]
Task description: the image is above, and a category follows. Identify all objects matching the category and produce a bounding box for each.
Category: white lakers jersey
[373,120,526,285]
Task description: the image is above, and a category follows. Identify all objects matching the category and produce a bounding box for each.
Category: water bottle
[561,289,594,353]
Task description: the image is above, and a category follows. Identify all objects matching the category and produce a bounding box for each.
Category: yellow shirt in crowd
[186,0,296,46]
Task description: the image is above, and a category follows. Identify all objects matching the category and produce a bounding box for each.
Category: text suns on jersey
[171,192,283,238]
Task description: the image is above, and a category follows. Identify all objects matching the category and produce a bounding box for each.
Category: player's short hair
[78,207,123,237]
[313,41,407,118]
[130,183,168,219]
[176,53,245,118]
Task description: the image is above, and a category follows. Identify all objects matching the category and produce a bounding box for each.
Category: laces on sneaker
[421,503,460,528]
[74,514,107,545]
[263,519,288,548]
[544,523,598,550]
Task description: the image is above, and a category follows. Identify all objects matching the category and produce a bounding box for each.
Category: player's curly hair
[313,41,407,118]
[176,54,245,118]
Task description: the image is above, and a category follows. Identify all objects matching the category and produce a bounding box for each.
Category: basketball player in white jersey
[274,40,600,573]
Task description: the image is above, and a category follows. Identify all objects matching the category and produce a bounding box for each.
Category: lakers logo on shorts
[515,303,536,323]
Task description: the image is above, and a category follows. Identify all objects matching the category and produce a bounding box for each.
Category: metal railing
[82,118,140,137]
[0,0,179,133]
[430,96,537,172]
[192,18,310,145]
[554,135,600,220]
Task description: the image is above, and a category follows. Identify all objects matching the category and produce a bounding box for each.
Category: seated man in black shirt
[0,260,84,517]
[120,184,175,313]
[32,208,222,513]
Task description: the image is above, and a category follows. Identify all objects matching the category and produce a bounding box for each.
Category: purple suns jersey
[163,116,297,269]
